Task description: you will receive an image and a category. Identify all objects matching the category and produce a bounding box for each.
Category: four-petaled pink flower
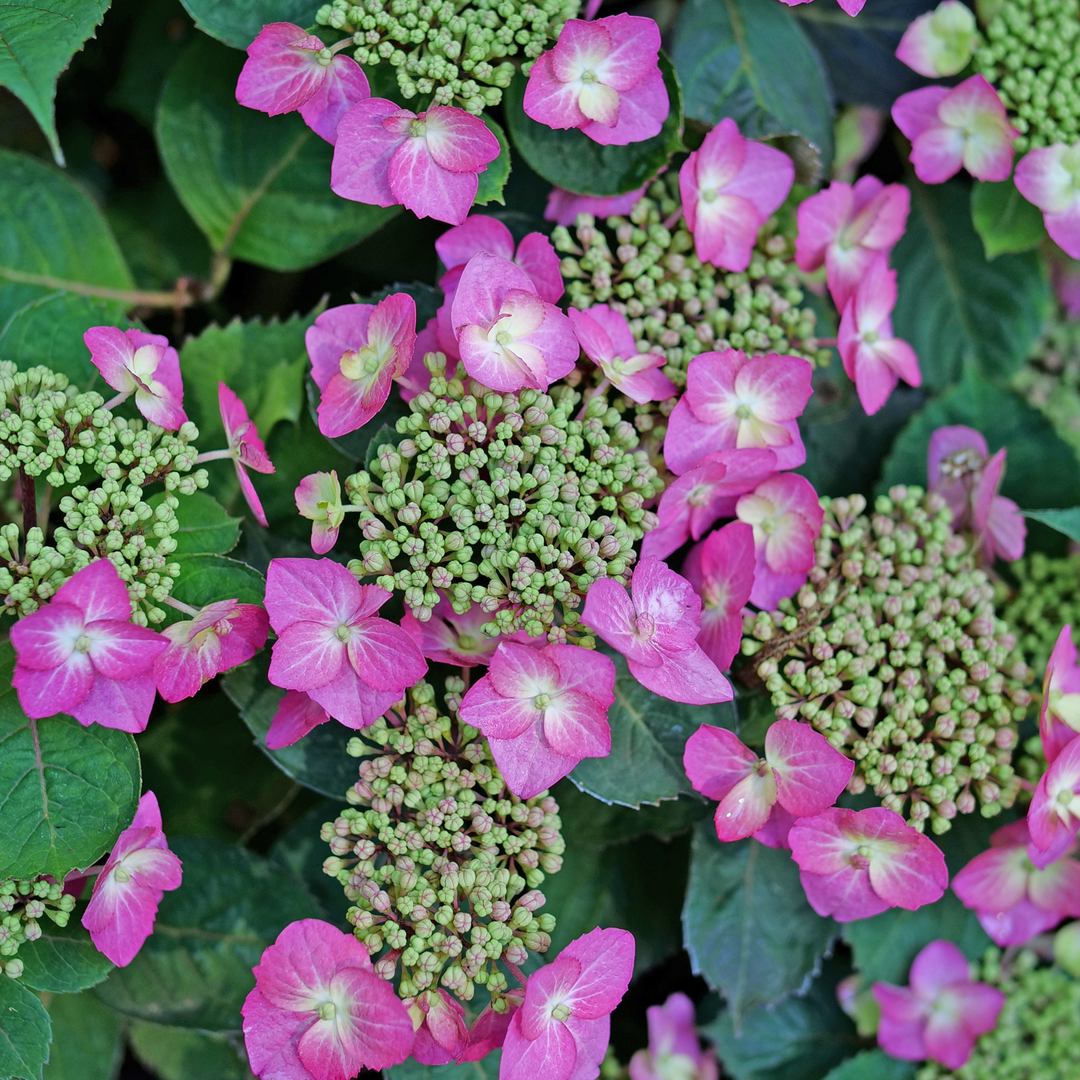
[450,252,578,392]
[1039,625,1080,765]
[664,348,813,475]
[684,720,853,843]
[568,305,676,404]
[1027,734,1080,867]
[242,919,414,1080]
[266,690,332,751]
[679,119,795,273]
[789,807,948,921]
[153,599,270,703]
[459,641,615,798]
[544,184,649,226]
[795,176,911,312]
[264,558,426,730]
[11,559,167,733]
[628,992,718,1080]
[500,927,635,1080]
[838,256,922,416]
[408,989,469,1066]
[305,295,418,438]
[1014,140,1080,260]
[892,75,1018,184]
[523,15,668,146]
[401,598,507,667]
[952,819,1080,946]
[82,791,182,967]
[295,470,346,555]
[235,23,371,144]
[216,383,276,526]
[895,1,979,79]
[581,555,732,705]
[332,101,500,225]
[84,327,187,430]
[872,940,1004,1069]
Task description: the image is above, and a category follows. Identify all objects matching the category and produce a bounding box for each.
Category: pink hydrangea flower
[684,720,854,843]
[544,185,649,226]
[523,15,668,146]
[235,23,371,143]
[1028,734,1080,864]
[892,75,1018,184]
[264,558,426,730]
[459,989,524,1062]
[242,919,414,1079]
[581,556,732,705]
[777,0,866,16]
[664,348,813,475]
[795,176,911,312]
[83,327,187,430]
[1039,626,1080,765]
[295,471,346,555]
[305,295,417,438]
[266,690,332,751]
[872,940,1005,1069]
[154,599,269,703]
[1014,140,1080,260]
[210,383,276,526]
[459,641,615,798]
[450,252,578,392]
[952,819,1080,946]
[11,559,167,733]
[408,990,469,1066]
[679,119,794,273]
[838,255,922,416]
[501,927,635,1080]
[753,803,800,851]
[401,598,511,667]
[789,806,948,921]
[736,473,824,610]
[397,318,443,401]
[628,992,718,1080]
[895,1,979,78]
[1051,251,1080,319]
[81,791,182,967]
[332,100,500,225]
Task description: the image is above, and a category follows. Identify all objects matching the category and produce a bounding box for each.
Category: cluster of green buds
[0,364,207,625]
[343,354,663,640]
[998,552,1080,678]
[972,0,1080,153]
[313,0,578,111]
[740,488,1032,834]
[1012,310,1080,461]
[321,677,564,1005]
[0,877,77,979]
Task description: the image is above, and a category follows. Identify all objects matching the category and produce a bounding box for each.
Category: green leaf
[551,781,709,846]
[475,115,511,207]
[156,36,398,271]
[0,0,110,166]
[891,179,1050,389]
[387,1055,501,1079]
[168,554,265,612]
[177,0,312,50]
[0,976,51,1080]
[683,823,837,1026]
[93,836,317,1031]
[821,1050,915,1080]
[147,491,242,556]
[971,178,1047,259]
[268,800,344,920]
[672,0,834,174]
[129,1021,255,1080]
[42,991,123,1080]
[19,919,114,993]
[502,54,684,197]
[569,648,736,808]
[1021,507,1080,545]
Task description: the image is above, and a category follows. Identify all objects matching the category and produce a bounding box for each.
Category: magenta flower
[450,252,578,392]
[295,471,346,555]
[332,100,500,225]
[568,305,676,405]
[266,690,331,751]
[398,318,443,401]
[83,327,187,430]
[753,803,800,851]
[777,0,865,15]
[952,819,1080,946]
[895,1,979,78]
[523,15,667,147]
[679,119,794,273]
[1040,626,1080,765]
[872,940,1004,1069]
[795,176,911,312]
[1027,735,1080,864]
[684,720,853,843]
[838,255,922,416]
[264,558,426,729]
[1014,140,1080,260]
[11,559,167,733]
[544,184,649,225]
[459,989,524,1062]
[789,807,948,921]
[735,472,824,611]
[892,75,1018,184]
[235,23,371,143]
[628,992,718,1080]
[664,348,813,475]
[459,641,615,798]
[409,989,469,1066]
[401,598,506,667]
[581,556,732,705]
[1052,251,1080,319]
[81,791,182,967]
[305,295,417,438]
[501,927,635,1080]
[242,919,414,1079]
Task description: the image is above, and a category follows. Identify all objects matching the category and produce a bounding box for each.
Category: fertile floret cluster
[320,677,564,1005]
[741,488,1032,834]
[314,0,578,111]
[1012,312,1080,460]
[999,552,1080,678]
[0,876,77,980]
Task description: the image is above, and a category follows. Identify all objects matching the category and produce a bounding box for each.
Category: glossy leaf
[1022,507,1080,545]
[972,178,1047,260]
[0,976,51,1080]
[475,115,511,207]
[178,0,312,50]
[129,1021,256,1080]
[145,491,242,556]
[42,992,124,1080]
[387,1056,501,1080]
[19,919,115,993]
[268,800,345,919]
[821,1051,916,1080]
[169,554,266,611]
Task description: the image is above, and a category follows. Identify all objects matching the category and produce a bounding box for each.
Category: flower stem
[18,469,35,541]
[163,595,201,617]
[102,390,131,413]
[194,448,235,464]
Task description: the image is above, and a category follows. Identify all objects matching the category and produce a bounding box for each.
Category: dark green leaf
[503,55,684,197]
[0,976,51,1080]
[972,178,1047,260]
[129,1021,255,1080]
[475,115,511,207]
[42,991,123,1080]
[148,491,242,556]
[1022,507,1080,545]
[268,800,345,921]
[19,919,114,993]
[169,554,265,613]
[821,1050,915,1080]
[387,1055,500,1079]
[178,0,312,50]
[551,781,708,846]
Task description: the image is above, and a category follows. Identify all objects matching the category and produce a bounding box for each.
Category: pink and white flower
[83,327,187,430]
[401,598,507,667]
[628,992,718,1080]
[266,690,332,751]
[295,471,346,555]
[1027,735,1080,864]
[895,1,979,78]
[544,185,649,226]
[212,383,276,526]
[408,990,469,1066]
[568,305,676,404]
[1014,140,1080,260]
[1039,626,1080,765]
[777,0,866,16]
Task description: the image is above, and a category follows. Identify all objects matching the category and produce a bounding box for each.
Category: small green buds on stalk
[0,877,78,977]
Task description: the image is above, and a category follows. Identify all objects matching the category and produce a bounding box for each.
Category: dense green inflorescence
[741,488,1032,833]
[321,677,564,1005]
[999,552,1080,678]
[314,0,578,111]
[0,877,77,980]
[0,363,206,624]
[1012,312,1080,461]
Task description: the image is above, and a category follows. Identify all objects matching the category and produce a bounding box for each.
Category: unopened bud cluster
[344,355,663,640]
[321,677,564,1005]
[998,552,1080,678]
[741,488,1032,833]
[0,876,77,980]
[1012,311,1080,462]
